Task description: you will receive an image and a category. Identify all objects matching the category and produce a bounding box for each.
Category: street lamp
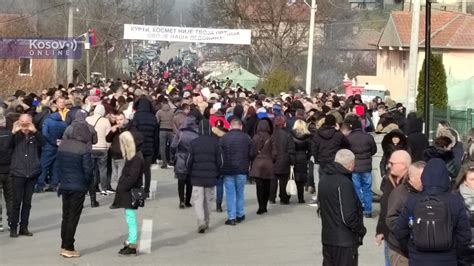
[288,0,317,96]
[424,0,432,138]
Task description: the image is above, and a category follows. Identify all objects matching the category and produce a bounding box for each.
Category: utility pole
[66,0,74,84]
[406,0,420,112]
[105,41,109,80]
[462,0,467,13]
[305,0,317,96]
[424,0,432,137]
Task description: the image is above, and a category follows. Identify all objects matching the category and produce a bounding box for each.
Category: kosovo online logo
[0,37,83,59]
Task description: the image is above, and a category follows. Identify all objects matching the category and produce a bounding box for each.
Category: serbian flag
[89,28,97,47]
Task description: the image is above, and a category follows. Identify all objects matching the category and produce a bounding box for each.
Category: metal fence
[430,104,474,141]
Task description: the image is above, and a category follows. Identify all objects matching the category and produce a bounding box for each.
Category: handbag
[131,187,146,208]
[286,166,297,196]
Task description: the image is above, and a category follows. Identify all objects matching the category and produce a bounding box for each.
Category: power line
[0,3,67,25]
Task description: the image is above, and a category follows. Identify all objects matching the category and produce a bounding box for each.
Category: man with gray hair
[0,114,13,232]
[318,149,366,266]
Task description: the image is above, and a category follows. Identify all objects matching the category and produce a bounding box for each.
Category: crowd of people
[0,54,473,265]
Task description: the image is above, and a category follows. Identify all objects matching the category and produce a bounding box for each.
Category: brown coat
[249,119,277,179]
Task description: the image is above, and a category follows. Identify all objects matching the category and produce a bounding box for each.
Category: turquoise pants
[125,209,137,244]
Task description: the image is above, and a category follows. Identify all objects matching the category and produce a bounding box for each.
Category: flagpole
[305,0,316,96]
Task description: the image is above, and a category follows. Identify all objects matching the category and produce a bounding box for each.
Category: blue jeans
[352,172,372,214]
[223,175,246,220]
[37,147,59,188]
[216,176,224,206]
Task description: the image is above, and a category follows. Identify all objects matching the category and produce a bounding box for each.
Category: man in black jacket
[312,114,349,175]
[132,98,158,198]
[186,120,223,233]
[56,122,94,258]
[346,116,377,217]
[220,118,256,225]
[318,149,366,266]
[0,114,13,232]
[10,114,44,238]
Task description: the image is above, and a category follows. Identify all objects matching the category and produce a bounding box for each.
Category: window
[18,57,32,76]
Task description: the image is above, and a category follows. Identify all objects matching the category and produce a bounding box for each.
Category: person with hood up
[311,114,349,176]
[423,136,459,180]
[186,119,223,233]
[269,116,296,205]
[155,100,175,169]
[394,158,471,266]
[56,122,93,258]
[131,98,158,198]
[380,129,409,178]
[171,116,199,209]
[35,112,67,193]
[111,131,145,256]
[250,118,277,214]
[405,113,429,162]
[290,119,312,204]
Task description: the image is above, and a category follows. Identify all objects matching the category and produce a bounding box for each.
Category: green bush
[260,69,295,95]
[416,53,448,116]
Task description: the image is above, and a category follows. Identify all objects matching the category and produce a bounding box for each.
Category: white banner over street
[123,24,251,45]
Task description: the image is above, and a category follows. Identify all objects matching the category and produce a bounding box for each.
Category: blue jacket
[394,158,471,266]
[219,129,256,176]
[42,112,67,148]
[57,123,93,193]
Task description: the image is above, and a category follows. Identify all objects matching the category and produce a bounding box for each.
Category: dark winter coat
[312,125,350,165]
[220,128,256,176]
[318,162,367,247]
[380,130,409,177]
[105,123,138,160]
[273,128,296,175]
[406,117,429,162]
[42,112,67,149]
[112,152,145,209]
[0,127,13,174]
[244,115,258,138]
[172,110,187,134]
[186,121,223,187]
[171,116,199,177]
[347,128,377,173]
[423,146,459,179]
[394,159,471,266]
[10,130,44,178]
[33,107,51,131]
[291,131,311,182]
[131,98,158,156]
[250,119,277,179]
[385,180,419,257]
[65,106,82,125]
[56,123,94,193]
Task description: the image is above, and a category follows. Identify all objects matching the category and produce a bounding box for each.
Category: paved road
[160,42,191,63]
[0,166,384,265]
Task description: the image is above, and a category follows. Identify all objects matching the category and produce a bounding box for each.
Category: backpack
[411,195,453,251]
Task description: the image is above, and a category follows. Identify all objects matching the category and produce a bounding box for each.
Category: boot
[216,203,223,213]
[91,196,100,208]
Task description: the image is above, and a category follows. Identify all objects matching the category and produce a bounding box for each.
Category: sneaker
[216,205,223,213]
[118,245,137,256]
[185,203,192,208]
[179,202,185,209]
[160,163,168,169]
[60,249,80,258]
[225,219,236,226]
[106,190,116,194]
[100,191,108,196]
[0,224,3,232]
[364,213,373,218]
[34,187,44,193]
[236,215,245,223]
[10,229,18,238]
[298,200,306,204]
[269,199,276,204]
